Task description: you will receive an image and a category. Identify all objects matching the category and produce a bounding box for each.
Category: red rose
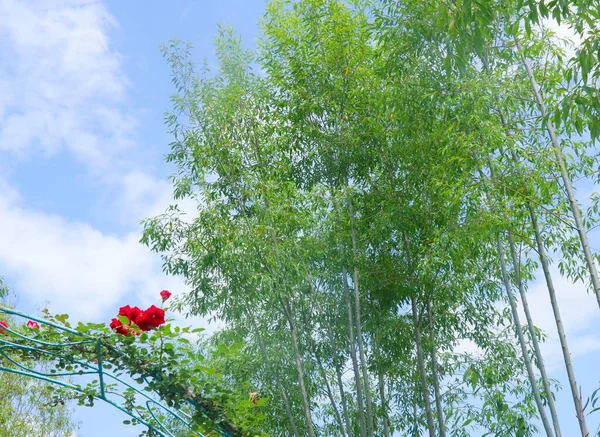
[137,305,165,331]
[136,315,152,332]
[0,320,8,334]
[118,305,142,325]
[160,290,172,301]
[26,320,40,330]
[110,317,131,336]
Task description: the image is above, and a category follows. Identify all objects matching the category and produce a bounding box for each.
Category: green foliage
[0,302,266,437]
[141,1,558,434]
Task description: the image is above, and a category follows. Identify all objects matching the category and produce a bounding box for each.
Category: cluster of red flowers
[0,291,174,339]
[109,290,171,337]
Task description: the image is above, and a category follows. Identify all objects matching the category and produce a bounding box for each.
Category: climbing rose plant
[0,291,266,437]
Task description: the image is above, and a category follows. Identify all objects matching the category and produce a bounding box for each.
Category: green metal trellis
[0,307,238,437]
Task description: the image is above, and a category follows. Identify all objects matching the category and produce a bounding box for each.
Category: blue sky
[0,0,264,435]
[0,1,599,436]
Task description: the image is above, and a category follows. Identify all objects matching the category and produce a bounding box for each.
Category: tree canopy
[142,0,600,435]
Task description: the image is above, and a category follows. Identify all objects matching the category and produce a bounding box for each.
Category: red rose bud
[0,320,8,334]
[26,320,40,330]
[160,290,172,301]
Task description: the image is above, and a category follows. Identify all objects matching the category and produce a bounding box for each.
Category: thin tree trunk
[328,186,367,437]
[281,297,316,437]
[485,143,561,435]
[335,358,353,437]
[496,236,555,437]
[308,278,353,437]
[403,233,435,437]
[495,99,588,436]
[254,326,300,437]
[279,383,301,437]
[373,335,391,437]
[411,295,436,437]
[315,353,346,436]
[216,158,310,437]
[516,38,600,308]
[343,267,367,437]
[477,161,553,435]
[507,233,563,437]
[528,208,590,436]
[347,196,375,437]
[426,299,447,437]
[412,394,419,437]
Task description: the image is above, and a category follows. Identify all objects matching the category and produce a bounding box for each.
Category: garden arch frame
[0,307,238,437]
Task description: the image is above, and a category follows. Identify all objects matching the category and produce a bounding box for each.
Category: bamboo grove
[141,0,600,435]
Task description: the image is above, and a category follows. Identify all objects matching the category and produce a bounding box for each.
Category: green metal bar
[146,398,204,437]
[0,307,84,336]
[0,365,171,437]
[2,326,95,348]
[0,344,97,377]
[94,388,171,436]
[146,400,177,437]
[1,343,197,435]
[0,338,166,408]
[95,340,106,398]
[0,306,233,437]
[0,365,82,390]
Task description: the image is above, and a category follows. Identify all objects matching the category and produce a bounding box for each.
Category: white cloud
[0,0,209,328]
[0,0,199,226]
[517,266,600,373]
[450,263,600,376]
[0,182,154,319]
[0,0,135,173]
[0,178,218,334]
[115,170,199,228]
